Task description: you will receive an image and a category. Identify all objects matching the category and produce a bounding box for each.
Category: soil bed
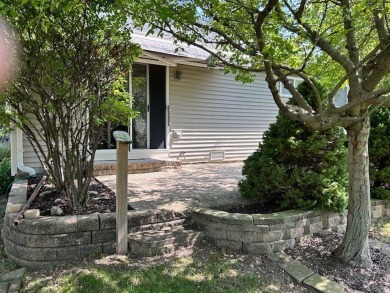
[285,233,390,293]
[27,177,133,216]
[224,203,287,214]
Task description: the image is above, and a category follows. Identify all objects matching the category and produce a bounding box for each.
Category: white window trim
[279,77,303,98]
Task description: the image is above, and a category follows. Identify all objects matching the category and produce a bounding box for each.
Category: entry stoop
[93,158,181,176]
[128,226,203,257]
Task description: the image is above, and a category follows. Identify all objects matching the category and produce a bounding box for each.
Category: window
[334,86,349,107]
[279,78,303,97]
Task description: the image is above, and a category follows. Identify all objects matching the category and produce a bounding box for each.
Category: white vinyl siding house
[11,33,280,175]
[169,65,277,162]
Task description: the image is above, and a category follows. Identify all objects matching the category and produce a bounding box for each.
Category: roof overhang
[132,32,216,68]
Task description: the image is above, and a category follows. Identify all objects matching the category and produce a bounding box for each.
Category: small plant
[369,107,390,199]
[239,81,348,212]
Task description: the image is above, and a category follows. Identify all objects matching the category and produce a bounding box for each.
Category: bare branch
[274,65,320,113]
[374,8,389,44]
[296,0,307,19]
[281,0,355,73]
[341,0,360,65]
[362,41,390,91]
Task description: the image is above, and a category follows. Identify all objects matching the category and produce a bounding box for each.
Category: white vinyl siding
[169,65,278,162]
[21,65,280,170]
[22,118,47,173]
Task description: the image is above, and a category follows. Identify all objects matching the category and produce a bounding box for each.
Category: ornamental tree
[130,0,390,267]
[0,0,140,211]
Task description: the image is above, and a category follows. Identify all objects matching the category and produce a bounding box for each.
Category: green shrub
[239,81,348,212]
[0,143,10,163]
[369,107,390,199]
[0,158,13,196]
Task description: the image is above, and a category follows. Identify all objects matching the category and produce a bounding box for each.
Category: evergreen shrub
[0,157,12,196]
[369,107,390,199]
[0,143,10,162]
[239,81,348,212]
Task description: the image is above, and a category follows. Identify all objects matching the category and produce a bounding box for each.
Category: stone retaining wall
[4,179,390,267]
[192,199,390,254]
[3,180,188,268]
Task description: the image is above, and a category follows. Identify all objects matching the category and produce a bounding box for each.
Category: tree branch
[374,8,389,44]
[341,0,360,65]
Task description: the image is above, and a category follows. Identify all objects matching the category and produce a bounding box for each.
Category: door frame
[95,62,170,161]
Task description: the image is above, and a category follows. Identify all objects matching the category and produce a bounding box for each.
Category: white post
[113,131,132,255]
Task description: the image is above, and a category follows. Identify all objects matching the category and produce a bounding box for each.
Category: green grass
[24,253,282,293]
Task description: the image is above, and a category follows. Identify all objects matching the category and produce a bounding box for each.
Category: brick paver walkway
[97,162,252,212]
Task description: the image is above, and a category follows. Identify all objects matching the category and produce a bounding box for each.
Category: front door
[97,63,166,152]
[131,63,166,149]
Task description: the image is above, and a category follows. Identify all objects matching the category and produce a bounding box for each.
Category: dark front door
[149,64,166,149]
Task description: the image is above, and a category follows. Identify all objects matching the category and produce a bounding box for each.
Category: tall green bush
[0,158,12,196]
[239,81,348,212]
[369,107,390,199]
[0,142,12,196]
[0,143,10,163]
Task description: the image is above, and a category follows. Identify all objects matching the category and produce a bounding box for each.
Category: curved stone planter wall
[192,199,390,254]
[3,179,390,267]
[3,180,188,268]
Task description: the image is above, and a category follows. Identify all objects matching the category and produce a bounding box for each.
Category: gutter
[15,127,36,177]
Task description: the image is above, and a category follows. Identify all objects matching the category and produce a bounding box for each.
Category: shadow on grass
[25,254,266,293]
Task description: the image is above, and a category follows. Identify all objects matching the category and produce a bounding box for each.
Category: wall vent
[210,150,225,161]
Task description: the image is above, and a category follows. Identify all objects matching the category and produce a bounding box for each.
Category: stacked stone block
[3,179,390,267]
[192,200,388,254]
[3,180,188,268]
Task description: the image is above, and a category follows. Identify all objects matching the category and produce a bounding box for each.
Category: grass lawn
[24,254,266,293]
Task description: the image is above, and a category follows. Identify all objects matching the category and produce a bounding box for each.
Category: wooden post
[113,131,132,255]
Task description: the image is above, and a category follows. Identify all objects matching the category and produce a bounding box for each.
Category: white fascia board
[142,51,177,67]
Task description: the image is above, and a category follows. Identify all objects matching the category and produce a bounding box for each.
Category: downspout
[10,123,17,176]
[16,127,36,177]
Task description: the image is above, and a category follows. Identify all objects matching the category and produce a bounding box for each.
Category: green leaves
[1,0,141,210]
[239,80,348,212]
[369,107,390,199]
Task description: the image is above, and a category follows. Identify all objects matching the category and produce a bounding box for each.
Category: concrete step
[129,218,189,233]
[93,158,181,176]
[129,226,202,257]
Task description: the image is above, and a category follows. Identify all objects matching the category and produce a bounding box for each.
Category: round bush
[239,81,348,212]
[369,107,390,199]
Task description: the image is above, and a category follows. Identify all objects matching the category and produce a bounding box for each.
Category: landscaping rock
[24,209,40,219]
[54,198,62,205]
[0,281,8,292]
[279,259,315,283]
[39,190,52,198]
[0,268,26,282]
[51,206,64,216]
[303,273,344,293]
[88,191,98,197]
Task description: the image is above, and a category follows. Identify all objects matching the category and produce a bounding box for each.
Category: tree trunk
[334,117,372,267]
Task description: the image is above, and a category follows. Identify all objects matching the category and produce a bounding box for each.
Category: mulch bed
[285,233,390,293]
[27,177,133,216]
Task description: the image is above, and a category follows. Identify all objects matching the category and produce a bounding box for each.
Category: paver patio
[97,162,252,212]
